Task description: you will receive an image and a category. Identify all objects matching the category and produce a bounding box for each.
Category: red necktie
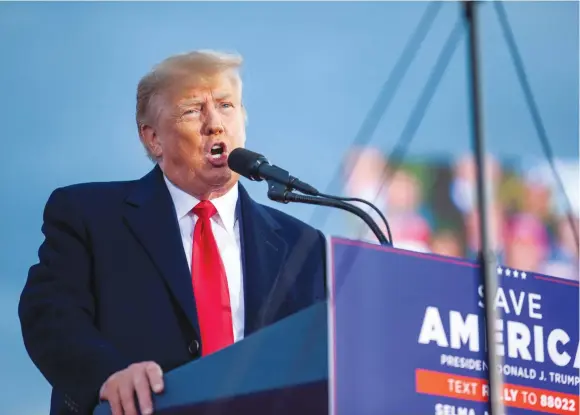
[191,200,234,356]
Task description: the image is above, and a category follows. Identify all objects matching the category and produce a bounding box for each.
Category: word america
[417,287,579,369]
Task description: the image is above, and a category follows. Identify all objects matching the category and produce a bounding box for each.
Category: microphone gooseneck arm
[255,161,393,243]
[227,147,392,246]
[267,180,391,246]
[316,192,393,244]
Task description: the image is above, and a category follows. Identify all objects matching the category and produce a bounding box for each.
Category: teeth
[210,143,224,156]
[211,153,222,159]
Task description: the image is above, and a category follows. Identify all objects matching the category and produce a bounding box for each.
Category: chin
[208,169,234,187]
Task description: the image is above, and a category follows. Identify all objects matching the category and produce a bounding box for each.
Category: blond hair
[136,50,244,159]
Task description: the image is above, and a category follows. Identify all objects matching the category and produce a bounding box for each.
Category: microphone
[227,148,319,196]
[228,147,392,246]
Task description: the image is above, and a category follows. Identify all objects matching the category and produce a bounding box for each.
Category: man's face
[142,73,246,199]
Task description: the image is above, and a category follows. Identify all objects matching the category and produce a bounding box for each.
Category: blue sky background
[0,2,577,413]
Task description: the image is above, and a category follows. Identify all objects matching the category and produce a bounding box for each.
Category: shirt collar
[163,175,238,232]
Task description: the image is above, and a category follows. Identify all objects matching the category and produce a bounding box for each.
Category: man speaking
[18,50,327,415]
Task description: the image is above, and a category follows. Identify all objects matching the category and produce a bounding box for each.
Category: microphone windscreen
[227,148,266,180]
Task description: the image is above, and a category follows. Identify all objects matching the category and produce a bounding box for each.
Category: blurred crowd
[343,146,579,281]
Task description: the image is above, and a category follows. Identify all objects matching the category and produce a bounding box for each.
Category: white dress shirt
[163,176,245,342]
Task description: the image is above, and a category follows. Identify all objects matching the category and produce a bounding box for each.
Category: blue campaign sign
[328,237,579,415]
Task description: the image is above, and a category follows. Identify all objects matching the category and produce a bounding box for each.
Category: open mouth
[209,142,226,159]
[206,142,228,167]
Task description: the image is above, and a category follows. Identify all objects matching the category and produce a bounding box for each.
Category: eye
[219,102,233,109]
[182,108,200,116]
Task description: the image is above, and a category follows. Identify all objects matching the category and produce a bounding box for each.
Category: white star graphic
[506,269,511,277]
[514,270,519,278]
[521,272,527,280]
[497,267,503,275]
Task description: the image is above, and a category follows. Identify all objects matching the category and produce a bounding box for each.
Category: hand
[99,361,164,415]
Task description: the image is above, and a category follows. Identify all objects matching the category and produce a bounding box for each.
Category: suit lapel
[238,184,288,336]
[121,170,287,341]
[123,166,200,337]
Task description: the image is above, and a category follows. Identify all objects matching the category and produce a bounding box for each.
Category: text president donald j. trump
[18,50,327,415]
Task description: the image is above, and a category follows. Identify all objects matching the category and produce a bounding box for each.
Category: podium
[94,301,328,415]
[95,237,579,415]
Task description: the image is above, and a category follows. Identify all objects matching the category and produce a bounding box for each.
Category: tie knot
[193,200,217,221]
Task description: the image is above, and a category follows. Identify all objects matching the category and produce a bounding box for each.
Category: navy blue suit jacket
[18,165,327,415]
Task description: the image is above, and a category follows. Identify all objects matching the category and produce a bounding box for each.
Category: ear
[139,124,162,158]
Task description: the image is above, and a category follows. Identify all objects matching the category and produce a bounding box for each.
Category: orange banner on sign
[415,369,578,414]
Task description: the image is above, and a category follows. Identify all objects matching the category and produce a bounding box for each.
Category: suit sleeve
[18,187,131,410]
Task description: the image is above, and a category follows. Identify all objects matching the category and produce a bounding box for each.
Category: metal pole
[462,2,505,414]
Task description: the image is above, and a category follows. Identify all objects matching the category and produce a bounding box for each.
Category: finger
[107,389,123,415]
[118,380,138,415]
[133,370,154,415]
[145,363,164,394]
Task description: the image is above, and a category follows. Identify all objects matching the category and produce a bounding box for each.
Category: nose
[203,107,224,136]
